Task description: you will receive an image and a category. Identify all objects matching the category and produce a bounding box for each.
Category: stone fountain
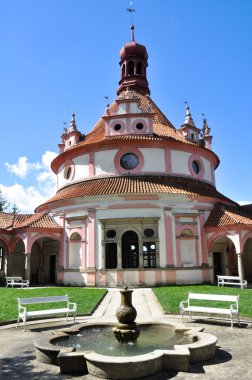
[34,287,218,379]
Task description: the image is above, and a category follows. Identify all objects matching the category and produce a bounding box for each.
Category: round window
[136,122,144,130]
[192,160,200,174]
[114,124,121,131]
[120,153,139,170]
[65,167,72,179]
[144,228,154,237]
[106,230,116,238]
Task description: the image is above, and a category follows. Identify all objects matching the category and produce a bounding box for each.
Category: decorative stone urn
[113,287,140,342]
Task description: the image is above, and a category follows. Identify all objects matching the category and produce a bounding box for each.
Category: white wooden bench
[217,275,247,289]
[180,292,240,328]
[17,295,77,328]
[6,276,29,288]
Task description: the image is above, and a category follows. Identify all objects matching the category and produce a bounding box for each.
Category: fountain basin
[34,321,217,379]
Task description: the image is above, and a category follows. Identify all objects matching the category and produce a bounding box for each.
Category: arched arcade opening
[210,236,237,282]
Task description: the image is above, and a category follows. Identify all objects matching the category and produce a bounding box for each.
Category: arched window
[122,63,126,77]
[70,232,81,240]
[180,229,193,238]
[136,62,142,75]
[128,61,134,76]
[122,230,139,268]
[69,232,82,269]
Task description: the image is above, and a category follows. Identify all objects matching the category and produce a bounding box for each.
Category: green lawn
[0,287,107,323]
[153,285,252,318]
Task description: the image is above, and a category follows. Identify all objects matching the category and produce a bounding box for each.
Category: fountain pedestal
[113,288,140,342]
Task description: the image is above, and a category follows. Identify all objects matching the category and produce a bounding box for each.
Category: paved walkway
[0,288,252,379]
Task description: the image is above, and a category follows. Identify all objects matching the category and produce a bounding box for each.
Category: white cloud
[1,151,57,213]
[5,156,41,179]
[238,201,252,206]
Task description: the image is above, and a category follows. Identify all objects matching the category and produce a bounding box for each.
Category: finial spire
[69,110,77,131]
[184,101,195,127]
[202,113,211,136]
[104,96,110,115]
[127,2,136,41]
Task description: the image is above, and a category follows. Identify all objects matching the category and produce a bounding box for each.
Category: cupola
[117,25,150,96]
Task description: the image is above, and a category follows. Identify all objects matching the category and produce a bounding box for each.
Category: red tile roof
[37,175,234,210]
[205,203,252,228]
[0,212,61,231]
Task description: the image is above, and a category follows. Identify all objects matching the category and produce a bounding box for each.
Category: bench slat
[185,306,236,315]
[18,296,69,304]
[25,308,73,317]
[218,276,242,280]
[188,293,238,302]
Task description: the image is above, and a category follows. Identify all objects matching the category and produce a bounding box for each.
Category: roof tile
[0,212,61,231]
[205,203,252,228]
[38,175,233,209]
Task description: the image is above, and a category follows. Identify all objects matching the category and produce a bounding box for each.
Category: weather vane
[127,1,136,41]
[127,1,135,23]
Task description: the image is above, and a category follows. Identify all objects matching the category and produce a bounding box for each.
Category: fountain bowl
[34,320,217,379]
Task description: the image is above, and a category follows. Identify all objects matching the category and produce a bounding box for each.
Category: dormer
[103,90,154,137]
[59,112,81,153]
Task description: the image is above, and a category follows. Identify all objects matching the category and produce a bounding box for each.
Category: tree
[12,203,19,214]
[0,190,9,212]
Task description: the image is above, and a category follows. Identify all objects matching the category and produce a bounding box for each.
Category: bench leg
[231,315,233,329]
[237,314,240,326]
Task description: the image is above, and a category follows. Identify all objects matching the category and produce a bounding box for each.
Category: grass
[153,284,252,319]
[0,287,107,323]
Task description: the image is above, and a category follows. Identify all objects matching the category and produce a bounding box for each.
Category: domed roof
[119,40,148,60]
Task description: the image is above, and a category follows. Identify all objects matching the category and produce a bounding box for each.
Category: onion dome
[119,40,148,61]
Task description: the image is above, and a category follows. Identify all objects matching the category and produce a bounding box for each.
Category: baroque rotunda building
[1,26,252,287]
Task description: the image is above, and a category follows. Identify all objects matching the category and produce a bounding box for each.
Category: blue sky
[1,0,252,213]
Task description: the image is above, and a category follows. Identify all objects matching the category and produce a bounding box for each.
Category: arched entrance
[30,236,60,284]
[10,239,26,278]
[211,236,237,282]
[122,231,139,268]
[243,238,252,282]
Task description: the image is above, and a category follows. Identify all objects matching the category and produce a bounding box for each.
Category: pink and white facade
[1,30,252,287]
